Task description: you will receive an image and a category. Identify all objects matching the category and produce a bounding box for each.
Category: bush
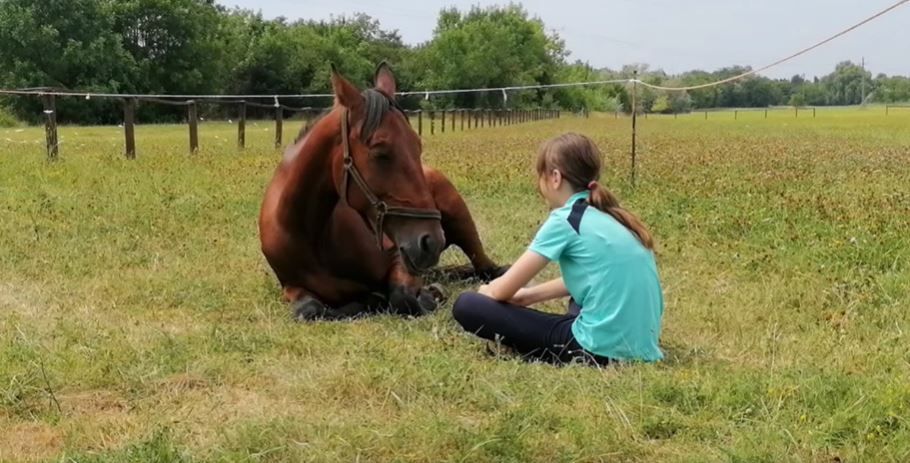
[0,105,21,127]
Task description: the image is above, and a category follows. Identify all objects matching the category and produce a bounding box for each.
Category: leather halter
[339,108,442,248]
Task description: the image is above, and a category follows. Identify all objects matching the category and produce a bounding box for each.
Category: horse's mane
[294,89,404,144]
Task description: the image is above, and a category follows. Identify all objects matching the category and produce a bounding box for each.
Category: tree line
[1,0,908,124]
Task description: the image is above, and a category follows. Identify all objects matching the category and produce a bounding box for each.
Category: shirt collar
[565,190,590,207]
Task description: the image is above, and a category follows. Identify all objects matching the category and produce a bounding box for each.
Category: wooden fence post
[418,110,423,136]
[430,110,435,135]
[460,109,465,130]
[123,98,136,159]
[813,107,817,118]
[42,94,59,160]
[188,101,199,153]
[238,102,246,149]
[441,110,446,133]
[274,105,283,148]
[631,74,638,187]
[451,110,455,132]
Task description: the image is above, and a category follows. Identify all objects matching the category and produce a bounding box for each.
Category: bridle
[339,108,442,248]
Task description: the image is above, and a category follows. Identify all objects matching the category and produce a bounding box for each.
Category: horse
[258,62,507,320]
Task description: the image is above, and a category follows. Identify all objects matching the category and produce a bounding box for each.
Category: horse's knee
[283,286,307,302]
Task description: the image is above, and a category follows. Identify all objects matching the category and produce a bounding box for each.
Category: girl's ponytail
[587,182,654,250]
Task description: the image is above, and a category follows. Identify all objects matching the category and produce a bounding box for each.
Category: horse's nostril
[419,233,433,253]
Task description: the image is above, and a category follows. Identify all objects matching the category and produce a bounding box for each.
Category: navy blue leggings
[452,292,610,365]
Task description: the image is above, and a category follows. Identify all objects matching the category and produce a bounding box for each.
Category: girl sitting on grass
[452,132,664,365]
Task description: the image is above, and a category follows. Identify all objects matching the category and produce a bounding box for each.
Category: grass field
[1,108,909,462]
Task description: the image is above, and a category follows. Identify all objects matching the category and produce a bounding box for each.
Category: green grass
[1,108,909,462]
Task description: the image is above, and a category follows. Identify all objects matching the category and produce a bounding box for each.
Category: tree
[788,93,807,107]
[413,5,567,109]
[819,61,871,105]
[651,95,670,114]
[550,62,622,111]
[668,90,692,113]
[0,0,137,122]
[874,75,910,103]
[110,0,234,94]
[2,2,909,124]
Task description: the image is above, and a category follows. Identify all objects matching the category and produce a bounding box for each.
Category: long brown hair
[536,133,654,250]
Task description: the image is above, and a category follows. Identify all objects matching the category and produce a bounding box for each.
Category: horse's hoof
[364,291,388,311]
[292,296,328,322]
[416,291,438,314]
[478,265,510,282]
[424,283,448,304]
[389,286,429,317]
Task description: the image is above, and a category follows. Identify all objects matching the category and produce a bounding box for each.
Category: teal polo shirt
[529,191,664,362]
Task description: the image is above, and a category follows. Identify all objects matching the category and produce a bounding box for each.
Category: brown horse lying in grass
[259,62,506,320]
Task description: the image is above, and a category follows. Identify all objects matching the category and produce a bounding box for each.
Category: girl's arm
[478,250,549,302]
[509,277,568,306]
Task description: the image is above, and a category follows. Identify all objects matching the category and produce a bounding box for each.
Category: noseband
[339,108,442,248]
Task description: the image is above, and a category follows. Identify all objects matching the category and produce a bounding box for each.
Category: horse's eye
[371,150,392,162]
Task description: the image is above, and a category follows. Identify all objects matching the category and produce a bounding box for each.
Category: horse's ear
[330,63,364,110]
[373,61,397,100]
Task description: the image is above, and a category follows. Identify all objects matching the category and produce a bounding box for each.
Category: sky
[216,0,910,80]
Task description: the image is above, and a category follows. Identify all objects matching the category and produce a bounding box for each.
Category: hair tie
[587,181,598,191]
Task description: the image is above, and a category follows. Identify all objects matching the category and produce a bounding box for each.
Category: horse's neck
[279,126,339,225]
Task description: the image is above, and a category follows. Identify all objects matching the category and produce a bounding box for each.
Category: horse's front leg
[386,256,446,316]
[424,166,509,281]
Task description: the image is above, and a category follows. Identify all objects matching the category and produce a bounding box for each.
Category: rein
[339,108,441,248]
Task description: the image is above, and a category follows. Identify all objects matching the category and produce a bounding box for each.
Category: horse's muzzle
[400,230,444,272]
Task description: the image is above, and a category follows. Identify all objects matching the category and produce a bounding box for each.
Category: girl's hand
[508,287,531,306]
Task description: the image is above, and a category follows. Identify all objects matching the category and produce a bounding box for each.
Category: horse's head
[330,62,445,272]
